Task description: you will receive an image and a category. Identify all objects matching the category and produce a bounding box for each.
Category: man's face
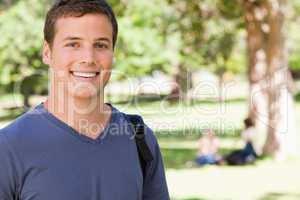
[43,13,114,99]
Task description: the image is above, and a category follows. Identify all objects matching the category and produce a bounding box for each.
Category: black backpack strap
[127,114,154,179]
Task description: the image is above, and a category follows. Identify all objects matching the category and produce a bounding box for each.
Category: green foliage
[289,55,300,71]
[295,92,300,102]
[164,1,207,70]
[161,148,196,169]
[163,0,246,77]
[292,0,300,14]
[287,2,300,73]
[113,0,177,79]
[217,0,243,19]
[0,0,249,96]
[0,0,49,98]
[1,0,298,99]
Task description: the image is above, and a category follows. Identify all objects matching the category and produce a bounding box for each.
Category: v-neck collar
[35,102,117,144]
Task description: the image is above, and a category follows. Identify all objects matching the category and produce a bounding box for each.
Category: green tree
[242,0,297,158]
[163,0,245,101]
[286,0,300,78]
[113,0,176,81]
[0,0,49,107]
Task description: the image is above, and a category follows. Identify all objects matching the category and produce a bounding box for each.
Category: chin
[66,79,108,101]
[68,84,100,99]
[71,90,98,99]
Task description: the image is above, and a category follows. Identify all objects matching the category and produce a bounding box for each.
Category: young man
[0,0,170,199]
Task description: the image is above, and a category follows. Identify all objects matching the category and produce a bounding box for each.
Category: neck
[44,91,111,138]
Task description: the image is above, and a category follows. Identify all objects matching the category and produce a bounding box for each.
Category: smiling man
[0,0,169,199]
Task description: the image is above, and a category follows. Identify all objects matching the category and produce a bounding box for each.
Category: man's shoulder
[0,106,45,142]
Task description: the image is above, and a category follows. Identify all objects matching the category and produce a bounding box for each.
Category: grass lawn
[117,101,300,200]
[167,159,300,200]
[1,98,300,200]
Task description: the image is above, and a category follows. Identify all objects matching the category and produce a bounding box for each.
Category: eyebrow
[63,36,111,43]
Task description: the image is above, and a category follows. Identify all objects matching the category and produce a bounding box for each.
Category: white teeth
[72,72,97,78]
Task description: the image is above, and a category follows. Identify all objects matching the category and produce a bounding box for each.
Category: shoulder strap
[127,114,154,179]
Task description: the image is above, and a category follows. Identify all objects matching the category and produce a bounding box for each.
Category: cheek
[97,52,113,85]
[52,50,76,71]
[98,51,113,69]
[49,51,77,84]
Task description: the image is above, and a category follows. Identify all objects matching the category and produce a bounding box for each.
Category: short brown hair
[44,0,118,49]
[244,117,255,128]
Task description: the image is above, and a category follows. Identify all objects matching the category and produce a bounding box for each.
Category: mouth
[70,71,100,79]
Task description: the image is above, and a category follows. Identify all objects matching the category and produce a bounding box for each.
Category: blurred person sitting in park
[225,117,258,165]
[194,129,223,166]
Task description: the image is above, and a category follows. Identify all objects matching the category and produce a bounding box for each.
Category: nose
[80,47,96,66]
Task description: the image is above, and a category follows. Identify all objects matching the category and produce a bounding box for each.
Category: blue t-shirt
[0,103,169,200]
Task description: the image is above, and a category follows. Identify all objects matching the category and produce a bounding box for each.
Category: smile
[70,71,100,78]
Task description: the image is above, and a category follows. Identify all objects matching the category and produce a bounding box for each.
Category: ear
[42,41,51,65]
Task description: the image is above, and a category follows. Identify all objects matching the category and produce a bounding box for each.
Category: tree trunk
[2,0,13,7]
[262,0,297,159]
[243,0,297,158]
[168,63,192,103]
[23,93,30,109]
[243,0,269,155]
[218,70,225,102]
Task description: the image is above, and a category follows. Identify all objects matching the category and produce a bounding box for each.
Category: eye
[94,43,109,49]
[65,42,80,48]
